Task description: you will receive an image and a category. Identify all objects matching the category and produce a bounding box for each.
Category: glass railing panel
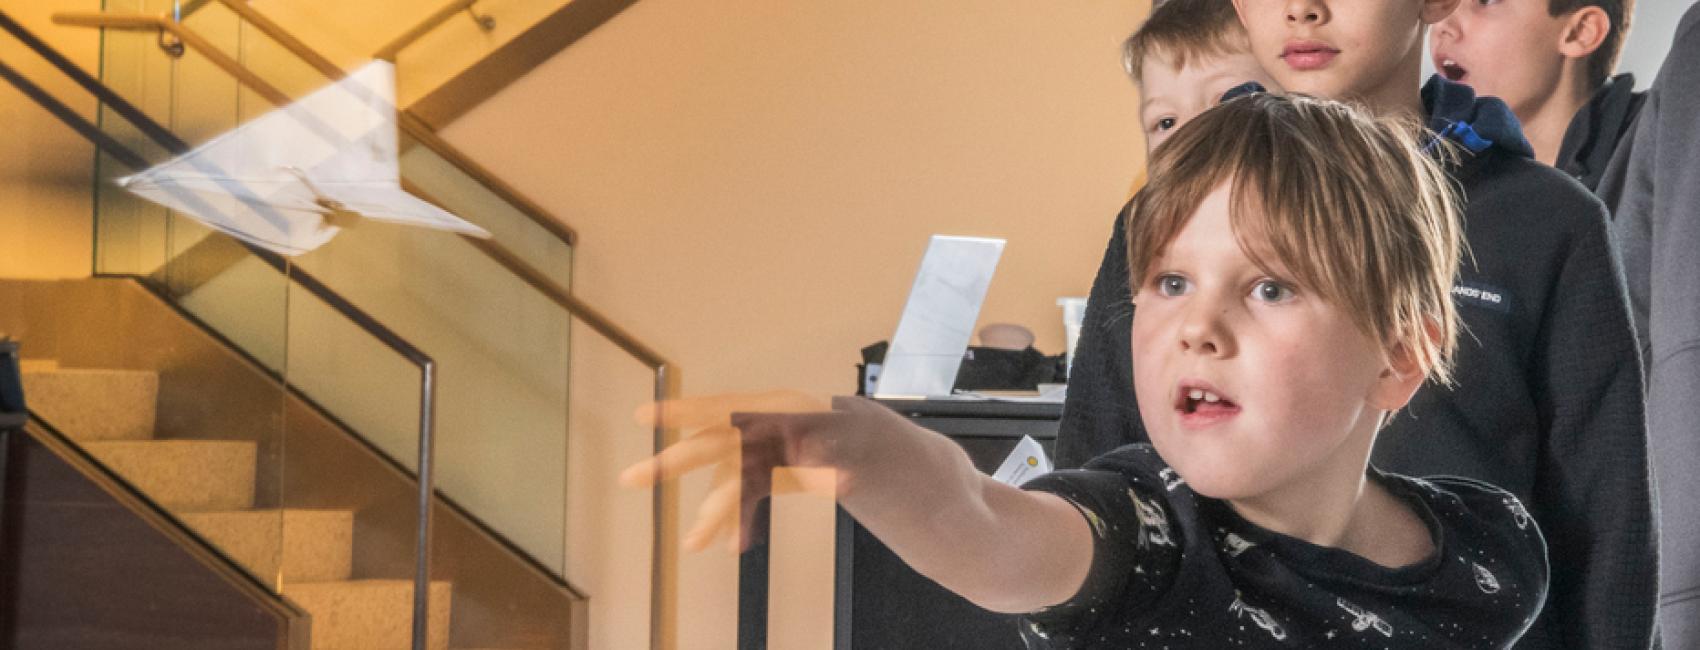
[293,222,571,573]
[95,0,245,278]
[278,269,428,614]
[187,1,337,110]
[398,131,573,288]
[92,0,177,277]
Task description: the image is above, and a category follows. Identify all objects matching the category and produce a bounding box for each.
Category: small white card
[992,435,1053,486]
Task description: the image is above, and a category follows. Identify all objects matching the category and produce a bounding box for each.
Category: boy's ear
[1558,6,1611,59]
[1367,342,1427,412]
[1419,0,1463,26]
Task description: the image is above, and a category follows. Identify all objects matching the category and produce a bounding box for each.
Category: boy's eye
[1251,280,1294,303]
[1154,117,1178,132]
[1156,274,1190,297]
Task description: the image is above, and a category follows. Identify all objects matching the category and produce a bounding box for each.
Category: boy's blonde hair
[1122,0,1249,85]
[1127,93,1464,385]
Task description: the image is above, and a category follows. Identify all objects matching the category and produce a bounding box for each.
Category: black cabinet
[739,398,1061,650]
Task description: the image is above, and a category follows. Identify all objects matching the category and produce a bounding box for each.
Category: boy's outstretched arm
[621,394,1094,614]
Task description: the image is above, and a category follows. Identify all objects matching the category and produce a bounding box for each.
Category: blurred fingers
[634,389,829,428]
[684,477,741,553]
[618,424,739,487]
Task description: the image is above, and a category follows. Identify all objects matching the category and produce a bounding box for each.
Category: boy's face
[1139,51,1281,152]
[1231,0,1454,105]
[1432,0,1576,117]
[1130,183,1396,500]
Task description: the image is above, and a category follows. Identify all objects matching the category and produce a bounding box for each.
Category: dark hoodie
[1556,72,1644,191]
[1596,4,1700,646]
[1055,76,1656,648]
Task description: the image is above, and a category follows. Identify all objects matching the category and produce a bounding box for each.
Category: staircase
[22,361,452,649]
[1,0,665,645]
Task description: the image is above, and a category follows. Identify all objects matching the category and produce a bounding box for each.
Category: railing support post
[412,362,438,650]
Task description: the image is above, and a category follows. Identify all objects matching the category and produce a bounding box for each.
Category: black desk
[738,398,1061,649]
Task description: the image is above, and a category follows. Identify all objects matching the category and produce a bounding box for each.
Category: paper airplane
[117,60,490,256]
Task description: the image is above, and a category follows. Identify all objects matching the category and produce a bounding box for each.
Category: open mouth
[1437,57,1468,82]
[1175,384,1239,416]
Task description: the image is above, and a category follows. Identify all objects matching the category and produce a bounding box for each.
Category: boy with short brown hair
[629,93,1549,648]
[1124,0,1279,150]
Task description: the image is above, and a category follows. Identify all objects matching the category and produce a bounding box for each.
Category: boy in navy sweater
[1059,0,1655,646]
[627,93,1548,648]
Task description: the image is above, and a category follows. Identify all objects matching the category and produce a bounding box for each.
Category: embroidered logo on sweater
[1452,281,1513,313]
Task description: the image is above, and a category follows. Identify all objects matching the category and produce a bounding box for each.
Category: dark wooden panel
[0,429,291,650]
[737,402,1061,650]
[837,435,1048,650]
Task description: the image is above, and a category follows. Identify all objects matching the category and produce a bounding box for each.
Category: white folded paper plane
[117,60,490,256]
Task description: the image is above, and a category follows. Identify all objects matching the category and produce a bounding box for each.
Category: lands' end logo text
[1452,282,1511,313]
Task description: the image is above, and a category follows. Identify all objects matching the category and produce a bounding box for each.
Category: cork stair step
[283,579,453,650]
[80,440,257,511]
[20,367,158,441]
[178,509,354,583]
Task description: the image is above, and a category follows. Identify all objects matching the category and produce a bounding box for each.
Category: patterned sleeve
[1018,450,1185,643]
[1425,475,1552,641]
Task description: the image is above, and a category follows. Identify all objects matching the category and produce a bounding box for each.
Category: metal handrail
[0,10,440,649]
[375,0,495,62]
[178,0,217,19]
[32,10,678,647]
[52,12,291,105]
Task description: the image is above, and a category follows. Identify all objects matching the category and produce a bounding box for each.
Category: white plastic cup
[1057,297,1088,378]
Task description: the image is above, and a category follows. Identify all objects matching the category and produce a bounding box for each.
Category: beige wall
[440,0,1150,647]
[0,0,101,280]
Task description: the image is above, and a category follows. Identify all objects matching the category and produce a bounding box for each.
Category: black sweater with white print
[1053,76,1655,648]
[1020,445,1548,649]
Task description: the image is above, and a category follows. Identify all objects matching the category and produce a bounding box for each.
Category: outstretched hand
[619,391,909,553]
